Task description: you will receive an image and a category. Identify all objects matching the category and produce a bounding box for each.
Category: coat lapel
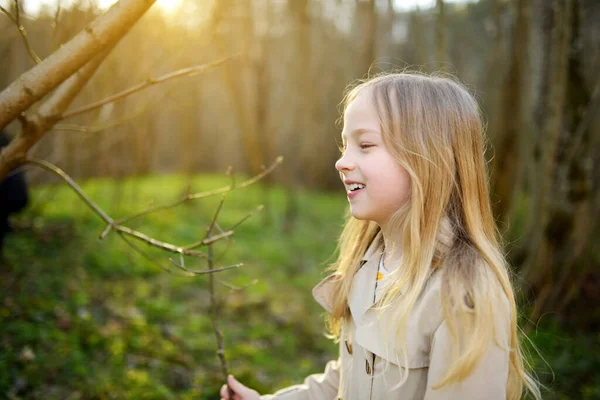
[311,231,383,315]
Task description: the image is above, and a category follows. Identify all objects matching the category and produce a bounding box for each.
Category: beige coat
[261,234,510,400]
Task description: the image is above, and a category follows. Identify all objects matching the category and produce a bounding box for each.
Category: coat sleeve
[260,358,340,400]
[423,308,510,400]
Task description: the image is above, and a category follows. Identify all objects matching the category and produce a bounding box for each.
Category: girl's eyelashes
[337,143,374,153]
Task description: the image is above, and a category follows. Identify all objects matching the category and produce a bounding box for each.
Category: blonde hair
[327,72,540,399]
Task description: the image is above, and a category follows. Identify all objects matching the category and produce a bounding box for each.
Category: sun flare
[96,0,183,14]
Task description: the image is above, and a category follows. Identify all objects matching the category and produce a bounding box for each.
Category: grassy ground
[1,174,598,399]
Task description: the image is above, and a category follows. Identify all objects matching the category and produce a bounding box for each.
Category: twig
[52,1,61,51]
[61,56,237,119]
[169,259,242,275]
[220,279,258,293]
[229,205,264,231]
[115,156,283,225]
[0,0,41,64]
[0,45,114,180]
[118,231,173,274]
[0,0,157,132]
[25,158,207,259]
[205,203,234,399]
[183,230,234,251]
[205,194,226,240]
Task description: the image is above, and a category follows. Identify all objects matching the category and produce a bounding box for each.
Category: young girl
[220,72,541,400]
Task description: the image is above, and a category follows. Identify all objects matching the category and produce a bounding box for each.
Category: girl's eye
[360,143,374,150]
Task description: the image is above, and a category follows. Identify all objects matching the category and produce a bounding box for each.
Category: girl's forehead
[343,91,379,131]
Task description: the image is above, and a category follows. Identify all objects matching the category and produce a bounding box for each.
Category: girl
[220,72,541,400]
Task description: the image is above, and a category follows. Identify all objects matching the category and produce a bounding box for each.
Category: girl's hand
[220,375,260,400]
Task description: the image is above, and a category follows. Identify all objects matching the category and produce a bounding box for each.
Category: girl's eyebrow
[341,128,380,143]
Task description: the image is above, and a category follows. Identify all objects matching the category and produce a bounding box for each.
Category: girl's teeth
[348,183,365,191]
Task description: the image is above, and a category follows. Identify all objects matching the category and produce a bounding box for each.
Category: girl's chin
[349,210,376,223]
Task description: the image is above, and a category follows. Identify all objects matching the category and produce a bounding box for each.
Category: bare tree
[491,0,530,225]
[435,0,448,70]
[0,0,157,179]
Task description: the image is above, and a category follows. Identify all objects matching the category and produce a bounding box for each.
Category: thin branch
[183,230,234,251]
[0,45,114,180]
[220,279,258,293]
[115,156,283,225]
[206,226,234,399]
[1,2,41,64]
[50,80,181,135]
[26,158,112,223]
[205,194,227,241]
[52,1,62,51]
[118,231,173,274]
[0,5,17,24]
[0,0,157,132]
[229,205,264,231]
[61,56,237,120]
[169,259,242,275]
[25,157,206,258]
[14,0,42,64]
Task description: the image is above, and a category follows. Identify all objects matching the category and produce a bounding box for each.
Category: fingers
[228,375,245,393]
[220,375,259,400]
[220,383,230,399]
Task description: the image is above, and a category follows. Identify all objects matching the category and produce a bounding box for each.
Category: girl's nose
[335,153,355,172]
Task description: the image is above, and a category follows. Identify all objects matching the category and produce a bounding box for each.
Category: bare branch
[26,158,112,223]
[51,79,181,134]
[14,0,42,64]
[0,49,112,179]
[220,279,258,293]
[1,3,42,64]
[205,195,226,240]
[118,232,173,274]
[207,234,234,399]
[0,5,17,24]
[183,230,234,251]
[52,1,62,51]
[229,205,264,231]
[25,158,206,259]
[0,0,157,132]
[115,156,283,225]
[169,259,242,275]
[62,56,237,120]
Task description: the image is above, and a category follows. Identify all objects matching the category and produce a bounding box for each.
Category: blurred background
[1,0,599,398]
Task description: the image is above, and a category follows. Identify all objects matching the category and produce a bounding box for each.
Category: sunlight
[0,0,184,16]
[97,0,183,14]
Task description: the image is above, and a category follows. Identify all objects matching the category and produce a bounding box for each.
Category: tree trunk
[491,0,530,226]
[435,0,447,71]
[518,0,592,322]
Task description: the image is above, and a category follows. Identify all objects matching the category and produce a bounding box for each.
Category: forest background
[1,0,599,398]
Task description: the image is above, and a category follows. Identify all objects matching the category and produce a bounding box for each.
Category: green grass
[1,174,598,399]
[2,174,344,399]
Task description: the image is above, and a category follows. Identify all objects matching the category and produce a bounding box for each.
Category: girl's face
[335,90,411,227]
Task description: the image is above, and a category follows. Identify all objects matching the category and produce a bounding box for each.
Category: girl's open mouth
[347,186,365,199]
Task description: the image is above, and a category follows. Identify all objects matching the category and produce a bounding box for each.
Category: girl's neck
[380,226,403,273]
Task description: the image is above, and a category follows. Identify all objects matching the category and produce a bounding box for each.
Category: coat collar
[312,231,384,315]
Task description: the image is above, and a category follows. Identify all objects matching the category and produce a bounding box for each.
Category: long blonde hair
[327,72,540,399]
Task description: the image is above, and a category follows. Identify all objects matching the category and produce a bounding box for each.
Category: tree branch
[0,0,157,132]
[0,49,111,179]
[25,158,208,259]
[61,56,236,120]
[0,1,41,64]
[115,156,283,225]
